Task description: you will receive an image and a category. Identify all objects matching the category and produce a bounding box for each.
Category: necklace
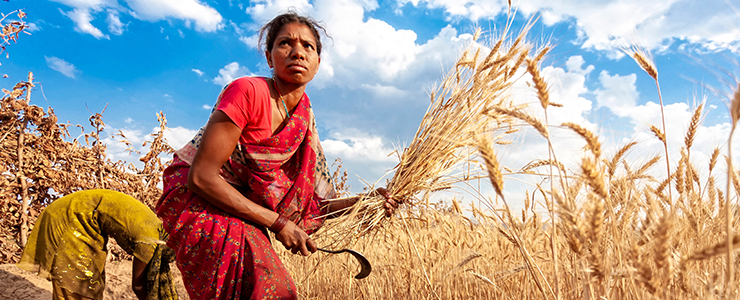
[272,78,290,119]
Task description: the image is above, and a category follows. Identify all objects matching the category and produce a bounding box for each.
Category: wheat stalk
[725,83,740,292]
[625,45,672,204]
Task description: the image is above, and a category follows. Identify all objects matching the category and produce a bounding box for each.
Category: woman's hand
[275,220,317,256]
[375,187,399,217]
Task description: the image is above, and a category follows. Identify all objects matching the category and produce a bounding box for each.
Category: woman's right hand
[275,221,317,256]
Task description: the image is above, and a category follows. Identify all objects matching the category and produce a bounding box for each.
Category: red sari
[156,77,335,299]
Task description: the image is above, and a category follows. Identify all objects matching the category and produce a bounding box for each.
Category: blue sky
[4,0,740,204]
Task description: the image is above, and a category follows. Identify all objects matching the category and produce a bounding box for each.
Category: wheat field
[3,7,740,300]
[276,22,740,299]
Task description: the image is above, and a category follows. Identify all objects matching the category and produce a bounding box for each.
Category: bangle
[269,214,289,234]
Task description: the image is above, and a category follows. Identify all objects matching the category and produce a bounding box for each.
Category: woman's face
[266,22,321,86]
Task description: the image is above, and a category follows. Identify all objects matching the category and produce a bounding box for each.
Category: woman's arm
[188,111,278,227]
[322,197,358,218]
[188,111,316,256]
[132,257,148,300]
[323,188,399,218]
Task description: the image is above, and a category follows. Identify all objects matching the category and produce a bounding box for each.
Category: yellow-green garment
[17,189,163,299]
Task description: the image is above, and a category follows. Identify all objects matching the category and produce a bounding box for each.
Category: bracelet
[269,214,289,234]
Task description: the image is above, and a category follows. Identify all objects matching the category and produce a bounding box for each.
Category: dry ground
[0,261,190,300]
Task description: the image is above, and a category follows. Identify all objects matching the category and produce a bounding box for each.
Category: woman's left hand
[376,187,399,217]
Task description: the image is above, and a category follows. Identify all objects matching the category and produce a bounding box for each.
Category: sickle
[317,248,372,279]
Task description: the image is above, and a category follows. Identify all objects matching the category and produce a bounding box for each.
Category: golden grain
[563,122,601,158]
[685,104,703,150]
[527,58,550,109]
[582,157,608,199]
[649,125,666,143]
[630,50,658,80]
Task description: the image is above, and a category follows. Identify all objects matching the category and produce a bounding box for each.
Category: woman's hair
[258,11,328,56]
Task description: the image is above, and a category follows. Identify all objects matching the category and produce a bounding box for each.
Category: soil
[0,261,190,300]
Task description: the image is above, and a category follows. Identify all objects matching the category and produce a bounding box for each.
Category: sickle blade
[345,249,372,279]
[318,248,372,279]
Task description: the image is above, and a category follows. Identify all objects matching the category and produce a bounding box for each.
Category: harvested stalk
[316,26,537,246]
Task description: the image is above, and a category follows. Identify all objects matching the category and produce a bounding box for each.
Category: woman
[155,11,397,299]
[17,189,177,300]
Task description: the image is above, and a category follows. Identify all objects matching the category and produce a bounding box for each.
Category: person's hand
[275,220,317,256]
[376,187,399,217]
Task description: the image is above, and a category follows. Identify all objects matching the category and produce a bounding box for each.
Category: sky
[3,0,740,209]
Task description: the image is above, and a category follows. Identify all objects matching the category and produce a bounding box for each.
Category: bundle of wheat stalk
[315,22,544,247]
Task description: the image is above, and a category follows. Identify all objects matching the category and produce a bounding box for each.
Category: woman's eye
[305,44,315,50]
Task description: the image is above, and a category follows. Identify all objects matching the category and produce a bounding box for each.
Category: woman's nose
[291,48,305,60]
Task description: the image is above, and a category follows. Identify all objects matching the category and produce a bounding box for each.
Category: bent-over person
[17,189,177,300]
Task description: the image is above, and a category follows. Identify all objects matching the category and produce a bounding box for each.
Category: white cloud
[396,0,508,22]
[125,0,223,32]
[25,22,42,32]
[359,83,406,98]
[321,128,399,186]
[239,35,259,49]
[124,117,134,123]
[45,56,78,78]
[62,8,108,39]
[228,20,245,36]
[550,0,740,53]
[322,130,397,163]
[543,56,595,122]
[102,124,197,164]
[202,104,212,110]
[245,0,314,23]
[118,128,145,144]
[53,0,223,38]
[191,68,204,76]
[106,10,125,35]
[213,62,251,86]
[333,18,417,80]
[396,0,740,54]
[101,127,144,163]
[510,55,596,126]
[594,70,639,117]
[316,0,419,82]
[163,126,198,149]
[50,0,111,8]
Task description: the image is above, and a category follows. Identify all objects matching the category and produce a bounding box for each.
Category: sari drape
[156,78,335,299]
